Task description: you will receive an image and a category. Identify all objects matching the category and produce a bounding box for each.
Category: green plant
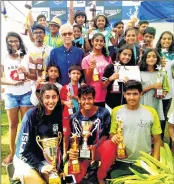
[108,143,174,184]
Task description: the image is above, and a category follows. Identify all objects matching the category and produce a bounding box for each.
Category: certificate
[119,66,141,82]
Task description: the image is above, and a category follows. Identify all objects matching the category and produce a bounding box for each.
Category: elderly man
[48,23,84,85]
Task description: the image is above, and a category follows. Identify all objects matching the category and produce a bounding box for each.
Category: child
[139,49,170,139]
[88,13,117,55]
[82,33,112,107]
[102,44,136,109]
[60,65,82,159]
[156,31,174,133]
[137,20,149,41]
[72,24,91,52]
[143,27,156,49]
[30,64,62,106]
[117,28,140,64]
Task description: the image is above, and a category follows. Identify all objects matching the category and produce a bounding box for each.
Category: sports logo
[53,1,63,5]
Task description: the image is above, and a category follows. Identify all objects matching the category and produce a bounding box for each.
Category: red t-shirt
[60,84,79,136]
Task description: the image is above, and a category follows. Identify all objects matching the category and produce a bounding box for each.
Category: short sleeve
[168,112,174,124]
[81,55,90,69]
[110,107,118,134]
[162,72,170,92]
[102,64,114,81]
[151,108,162,135]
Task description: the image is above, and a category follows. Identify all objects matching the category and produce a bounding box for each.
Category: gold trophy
[70,134,81,173]
[116,117,127,159]
[93,68,99,82]
[36,132,62,184]
[41,64,47,80]
[79,121,93,159]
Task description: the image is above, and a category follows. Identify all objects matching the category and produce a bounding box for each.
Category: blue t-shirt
[49,45,84,85]
[70,107,111,146]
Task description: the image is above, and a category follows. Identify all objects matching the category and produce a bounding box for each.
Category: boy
[60,65,82,159]
[138,20,149,41]
[143,27,156,49]
[67,85,116,184]
[110,80,162,178]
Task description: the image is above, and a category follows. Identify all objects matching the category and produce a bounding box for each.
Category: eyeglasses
[33,31,45,35]
[7,40,19,44]
[61,32,73,37]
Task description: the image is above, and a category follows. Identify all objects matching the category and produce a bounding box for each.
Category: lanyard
[73,37,85,48]
[68,82,80,112]
[48,33,59,48]
[133,45,137,64]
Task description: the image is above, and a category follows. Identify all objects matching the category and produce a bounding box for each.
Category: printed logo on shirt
[19,133,29,155]
[53,124,59,135]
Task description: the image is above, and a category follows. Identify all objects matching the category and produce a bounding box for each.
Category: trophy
[41,64,47,80]
[37,47,45,70]
[155,65,163,98]
[93,68,99,82]
[111,62,121,93]
[79,121,93,160]
[21,2,32,35]
[69,134,81,173]
[116,116,127,159]
[36,132,62,184]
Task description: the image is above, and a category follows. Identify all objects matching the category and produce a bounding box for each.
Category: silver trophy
[155,65,163,98]
[111,62,121,93]
[79,121,93,159]
[36,132,62,184]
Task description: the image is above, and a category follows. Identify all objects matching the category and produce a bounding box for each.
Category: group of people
[1,2,174,184]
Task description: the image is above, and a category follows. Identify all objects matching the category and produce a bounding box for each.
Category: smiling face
[124,89,141,108]
[42,89,59,115]
[96,16,106,29]
[116,23,124,36]
[79,93,95,111]
[146,51,157,67]
[49,24,59,34]
[37,17,47,27]
[7,36,20,53]
[75,15,86,26]
[125,30,137,45]
[92,35,105,50]
[143,33,154,46]
[119,49,132,65]
[73,27,82,39]
[33,28,45,44]
[60,27,74,45]
[160,33,173,49]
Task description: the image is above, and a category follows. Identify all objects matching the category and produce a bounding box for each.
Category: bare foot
[2,153,14,166]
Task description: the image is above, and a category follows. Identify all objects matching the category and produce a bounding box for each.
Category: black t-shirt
[102,64,126,109]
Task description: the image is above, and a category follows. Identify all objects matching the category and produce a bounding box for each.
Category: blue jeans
[4,91,32,110]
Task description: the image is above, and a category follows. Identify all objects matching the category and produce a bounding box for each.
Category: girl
[102,44,136,109]
[13,83,63,184]
[139,49,170,138]
[81,33,112,107]
[89,13,118,55]
[1,32,36,166]
[156,32,174,126]
[30,64,62,106]
[117,28,140,64]
[72,24,91,52]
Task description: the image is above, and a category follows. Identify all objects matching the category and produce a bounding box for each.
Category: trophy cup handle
[57,132,62,146]
[36,135,44,151]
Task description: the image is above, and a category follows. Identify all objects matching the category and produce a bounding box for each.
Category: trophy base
[49,172,61,184]
[79,149,91,160]
[117,149,128,160]
[154,89,163,98]
[71,160,81,174]
[18,73,25,80]
[93,74,99,82]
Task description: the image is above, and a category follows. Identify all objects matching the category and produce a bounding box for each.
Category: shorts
[4,91,33,110]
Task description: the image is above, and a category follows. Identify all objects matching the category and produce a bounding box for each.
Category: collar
[62,45,73,53]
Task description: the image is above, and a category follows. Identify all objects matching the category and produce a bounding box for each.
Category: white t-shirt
[30,82,62,106]
[2,54,31,95]
[28,43,52,67]
[168,112,174,124]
